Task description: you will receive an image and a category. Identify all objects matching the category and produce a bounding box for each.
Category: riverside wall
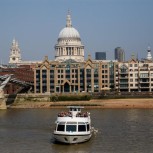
[3,93,153,109]
[5,92,153,104]
[5,93,51,104]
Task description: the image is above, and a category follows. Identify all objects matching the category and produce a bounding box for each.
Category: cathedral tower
[9,39,22,64]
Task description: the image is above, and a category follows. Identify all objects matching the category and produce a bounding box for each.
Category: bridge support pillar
[0,89,7,109]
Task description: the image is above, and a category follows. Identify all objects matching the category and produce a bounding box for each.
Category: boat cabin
[55,121,90,133]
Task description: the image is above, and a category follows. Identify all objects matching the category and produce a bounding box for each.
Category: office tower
[114,47,125,62]
[95,52,106,60]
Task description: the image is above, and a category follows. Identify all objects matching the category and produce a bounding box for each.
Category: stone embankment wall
[5,94,51,104]
[5,92,153,104]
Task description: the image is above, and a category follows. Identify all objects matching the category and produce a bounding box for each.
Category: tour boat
[53,106,92,144]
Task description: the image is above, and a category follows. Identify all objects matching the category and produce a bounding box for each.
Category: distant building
[95,52,106,60]
[7,11,153,94]
[115,47,125,62]
[146,46,152,60]
[9,39,42,66]
[33,12,116,94]
[9,39,22,64]
[55,11,84,62]
[34,56,116,93]
[115,58,153,92]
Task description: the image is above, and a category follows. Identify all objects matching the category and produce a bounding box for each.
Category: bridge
[0,75,12,109]
[0,74,33,109]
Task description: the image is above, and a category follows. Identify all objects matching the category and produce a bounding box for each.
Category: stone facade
[55,12,84,62]
[115,58,153,92]
[9,39,22,64]
[34,56,116,93]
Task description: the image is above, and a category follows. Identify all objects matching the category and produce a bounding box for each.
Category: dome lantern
[66,10,72,27]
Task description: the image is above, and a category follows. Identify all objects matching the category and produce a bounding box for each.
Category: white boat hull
[53,133,92,144]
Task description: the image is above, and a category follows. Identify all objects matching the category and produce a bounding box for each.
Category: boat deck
[58,111,89,118]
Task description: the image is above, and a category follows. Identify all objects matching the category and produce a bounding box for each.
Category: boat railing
[76,112,88,117]
[57,111,89,118]
[58,111,72,117]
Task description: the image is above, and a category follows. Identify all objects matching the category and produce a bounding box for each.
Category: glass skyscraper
[114,47,125,62]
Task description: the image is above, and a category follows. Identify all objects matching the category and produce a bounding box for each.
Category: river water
[0,108,153,153]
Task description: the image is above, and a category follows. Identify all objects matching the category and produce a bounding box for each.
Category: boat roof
[67,106,84,109]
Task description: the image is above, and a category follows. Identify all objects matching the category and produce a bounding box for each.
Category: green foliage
[50,94,91,102]
[50,95,59,102]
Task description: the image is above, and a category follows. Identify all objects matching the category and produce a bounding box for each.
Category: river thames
[0,108,153,153]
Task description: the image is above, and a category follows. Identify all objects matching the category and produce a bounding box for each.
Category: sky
[0,0,153,64]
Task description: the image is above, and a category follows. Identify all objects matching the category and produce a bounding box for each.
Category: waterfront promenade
[9,98,153,109]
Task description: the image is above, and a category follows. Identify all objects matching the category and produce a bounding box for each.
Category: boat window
[66,125,77,132]
[57,124,65,132]
[67,122,77,124]
[87,124,90,131]
[78,125,86,132]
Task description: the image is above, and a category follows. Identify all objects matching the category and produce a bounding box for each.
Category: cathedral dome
[58,12,80,40]
[55,11,84,62]
[58,27,80,39]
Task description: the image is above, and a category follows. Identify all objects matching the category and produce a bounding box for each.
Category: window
[105,80,108,83]
[134,64,137,67]
[57,124,65,131]
[66,125,76,132]
[87,124,90,131]
[78,125,86,132]
[140,73,149,78]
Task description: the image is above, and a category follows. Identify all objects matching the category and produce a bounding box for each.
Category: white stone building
[9,39,22,64]
[115,48,153,92]
[55,12,84,62]
[9,39,42,66]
